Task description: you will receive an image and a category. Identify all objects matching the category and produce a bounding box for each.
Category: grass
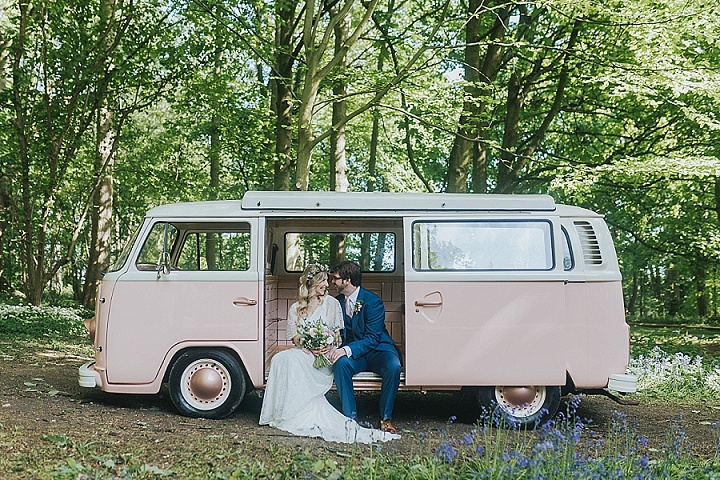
[629,325,720,400]
[2,304,720,478]
[2,408,718,479]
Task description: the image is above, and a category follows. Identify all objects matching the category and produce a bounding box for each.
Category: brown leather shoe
[381,419,396,434]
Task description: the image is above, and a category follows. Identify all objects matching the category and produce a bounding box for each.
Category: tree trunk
[627,268,638,316]
[495,18,582,193]
[329,9,349,264]
[447,0,508,193]
[695,258,708,318]
[81,0,117,307]
[0,173,9,292]
[665,262,682,317]
[330,9,349,193]
[446,0,482,193]
[715,178,720,223]
[206,10,224,268]
[294,0,379,191]
[12,2,43,305]
[273,0,297,191]
[82,105,114,306]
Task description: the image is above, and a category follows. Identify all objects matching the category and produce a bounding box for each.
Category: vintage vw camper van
[79,191,637,428]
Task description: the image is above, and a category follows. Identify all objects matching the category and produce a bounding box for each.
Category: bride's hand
[310,344,333,356]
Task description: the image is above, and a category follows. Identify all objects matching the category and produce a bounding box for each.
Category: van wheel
[477,385,560,429]
[168,349,246,419]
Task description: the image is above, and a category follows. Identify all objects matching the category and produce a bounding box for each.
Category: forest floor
[0,341,718,477]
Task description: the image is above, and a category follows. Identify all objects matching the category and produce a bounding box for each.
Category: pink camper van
[79,191,636,427]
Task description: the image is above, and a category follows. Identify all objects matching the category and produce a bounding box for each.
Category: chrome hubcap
[181,360,230,410]
[496,386,546,418]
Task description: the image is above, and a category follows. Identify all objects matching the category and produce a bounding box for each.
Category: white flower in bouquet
[297,317,337,368]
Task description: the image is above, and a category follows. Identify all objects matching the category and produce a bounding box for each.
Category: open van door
[402,216,567,387]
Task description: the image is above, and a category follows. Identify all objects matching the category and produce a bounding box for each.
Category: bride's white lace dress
[259,295,399,443]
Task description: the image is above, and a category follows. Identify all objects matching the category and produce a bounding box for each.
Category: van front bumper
[608,373,637,393]
[79,362,100,388]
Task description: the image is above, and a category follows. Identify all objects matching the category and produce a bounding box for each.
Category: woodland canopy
[1,0,719,322]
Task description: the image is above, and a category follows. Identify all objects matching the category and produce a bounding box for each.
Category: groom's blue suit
[335,287,401,421]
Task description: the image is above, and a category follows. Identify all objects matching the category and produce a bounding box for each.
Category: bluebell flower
[434,442,457,463]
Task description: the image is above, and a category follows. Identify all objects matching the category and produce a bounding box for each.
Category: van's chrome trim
[242,191,556,212]
[79,362,99,388]
[607,373,637,393]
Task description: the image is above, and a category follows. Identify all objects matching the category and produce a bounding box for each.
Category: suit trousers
[334,348,401,421]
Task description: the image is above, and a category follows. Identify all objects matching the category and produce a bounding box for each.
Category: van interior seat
[265,275,405,375]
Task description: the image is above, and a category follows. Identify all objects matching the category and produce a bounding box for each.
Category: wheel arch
[162,343,252,393]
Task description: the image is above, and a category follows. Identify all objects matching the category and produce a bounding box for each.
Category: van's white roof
[146,191,601,218]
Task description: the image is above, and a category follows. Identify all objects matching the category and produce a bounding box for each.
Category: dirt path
[1,342,718,475]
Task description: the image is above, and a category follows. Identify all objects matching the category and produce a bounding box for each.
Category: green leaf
[43,434,69,446]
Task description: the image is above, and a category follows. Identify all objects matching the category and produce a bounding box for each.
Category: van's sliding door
[403,217,567,387]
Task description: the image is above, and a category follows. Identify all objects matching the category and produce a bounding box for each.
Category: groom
[328,260,401,434]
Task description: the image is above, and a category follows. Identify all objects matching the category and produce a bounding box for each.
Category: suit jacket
[337,286,397,359]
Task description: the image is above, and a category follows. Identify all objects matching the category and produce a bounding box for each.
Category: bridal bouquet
[296,317,337,368]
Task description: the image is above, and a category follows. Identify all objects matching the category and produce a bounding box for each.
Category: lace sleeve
[326,296,344,331]
[286,302,299,340]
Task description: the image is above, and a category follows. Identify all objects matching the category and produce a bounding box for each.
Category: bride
[259,263,399,443]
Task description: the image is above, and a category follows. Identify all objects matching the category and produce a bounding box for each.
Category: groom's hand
[329,348,347,364]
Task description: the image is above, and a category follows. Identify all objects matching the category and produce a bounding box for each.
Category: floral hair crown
[305,263,328,281]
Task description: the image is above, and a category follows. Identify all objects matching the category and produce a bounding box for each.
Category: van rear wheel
[168,349,246,419]
[477,385,560,429]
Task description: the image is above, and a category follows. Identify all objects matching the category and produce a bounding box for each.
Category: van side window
[136,222,179,271]
[177,227,251,271]
[284,232,395,272]
[412,220,554,271]
[561,226,574,271]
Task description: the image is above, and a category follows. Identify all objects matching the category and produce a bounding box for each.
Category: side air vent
[574,221,603,265]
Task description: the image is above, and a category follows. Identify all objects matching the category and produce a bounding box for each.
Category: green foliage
[5,406,717,479]
[631,326,720,360]
[0,304,89,339]
[2,0,720,320]
[630,327,720,400]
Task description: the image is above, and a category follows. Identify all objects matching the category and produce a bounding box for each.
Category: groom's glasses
[332,275,342,281]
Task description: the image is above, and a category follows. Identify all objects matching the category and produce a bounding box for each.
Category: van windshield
[108,223,142,272]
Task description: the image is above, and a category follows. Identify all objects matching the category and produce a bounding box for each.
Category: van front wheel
[477,385,560,429]
[168,349,246,419]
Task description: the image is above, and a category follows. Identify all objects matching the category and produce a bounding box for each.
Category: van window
[177,227,251,271]
[136,222,179,271]
[135,222,251,271]
[561,226,574,271]
[412,220,554,271]
[285,232,395,272]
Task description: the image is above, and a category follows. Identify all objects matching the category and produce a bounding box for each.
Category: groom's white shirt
[342,287,361,358]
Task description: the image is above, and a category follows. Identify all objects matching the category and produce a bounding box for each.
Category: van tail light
[84,317,97,345]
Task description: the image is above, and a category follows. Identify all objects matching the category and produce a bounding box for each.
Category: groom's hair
[333,260,362,287]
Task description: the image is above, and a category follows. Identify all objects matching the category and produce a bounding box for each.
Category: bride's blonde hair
[297,263,328,318]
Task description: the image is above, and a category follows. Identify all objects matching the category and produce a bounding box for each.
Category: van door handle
[233,298,258,306]
[414,300,442,307]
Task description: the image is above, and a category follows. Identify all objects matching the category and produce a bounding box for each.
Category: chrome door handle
[414,300,442,307]
[233,298,258,306]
